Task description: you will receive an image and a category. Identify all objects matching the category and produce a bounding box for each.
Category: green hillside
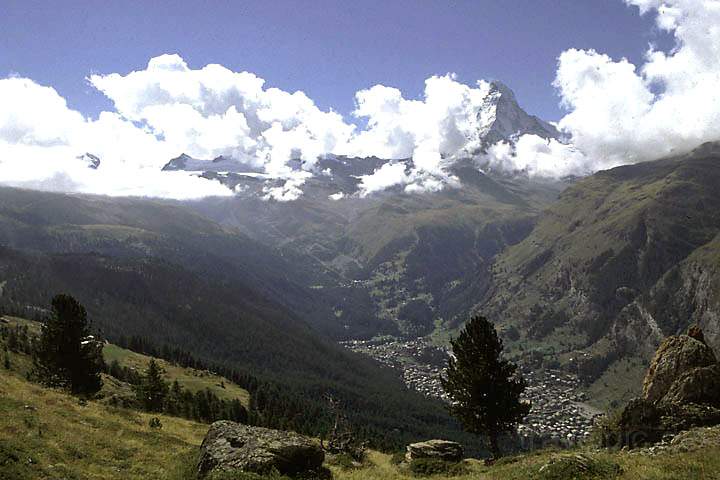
[2,354,720,480]
[103,343,250,407]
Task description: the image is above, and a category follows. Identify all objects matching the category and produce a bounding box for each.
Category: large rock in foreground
[642,335,716,403]
[608,329,720,448]
[405,439,464,463]
[197,421,325,477]
[662,363,720,407]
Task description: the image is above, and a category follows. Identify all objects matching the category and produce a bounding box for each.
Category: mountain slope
[192,170,568,337]
[0,186,357,337]
[480,142,720,404]
[0,186,479,449]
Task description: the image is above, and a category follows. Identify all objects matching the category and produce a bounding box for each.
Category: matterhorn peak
[477,81,559,148]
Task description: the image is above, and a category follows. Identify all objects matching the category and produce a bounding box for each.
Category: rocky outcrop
[609,329,720,448]
[405,439,464,463]
[642,335,716,403]
[662,364,720,407]
[197,421,325,478]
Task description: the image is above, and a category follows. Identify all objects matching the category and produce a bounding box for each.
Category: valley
[342,337,602,447]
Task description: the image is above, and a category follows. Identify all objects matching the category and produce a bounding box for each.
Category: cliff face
[616,234,720,355]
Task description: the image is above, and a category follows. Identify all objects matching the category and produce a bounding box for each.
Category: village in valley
[341,337,603,447]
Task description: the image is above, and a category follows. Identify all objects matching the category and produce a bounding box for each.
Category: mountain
[76,152,101,169]
[473,81,560,149]
[162,153,264,174]
[171,81,569,337]
[0,186,478,449]
[478,142,720,406]
[191,169,569,337]
[164,81,561,200]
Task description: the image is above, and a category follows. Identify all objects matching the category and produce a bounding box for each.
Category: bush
[408,458,468,477]
[149,417,163,429]
[0,440,43,480]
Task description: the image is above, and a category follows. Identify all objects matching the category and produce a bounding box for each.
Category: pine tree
[136,358,168,412]
[441,315,530,459]
[165,379,184,415]
[34,294,104,394]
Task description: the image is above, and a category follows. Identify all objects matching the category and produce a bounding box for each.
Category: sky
[1,0,669,122]
[1,0,719,200]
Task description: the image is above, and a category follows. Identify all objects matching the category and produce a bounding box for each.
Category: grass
[0,365,206,480]
[2,316,250,407]
[3,328,720,479]
[3,361,720,479]
[103,344,250,406]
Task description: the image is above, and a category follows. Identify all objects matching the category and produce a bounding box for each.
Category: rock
[197,421,325,478]
[661,363,720,407]
[405,439,464,463]
[616,398,665,447]
[642,335,716,403]
[614,397,720,448]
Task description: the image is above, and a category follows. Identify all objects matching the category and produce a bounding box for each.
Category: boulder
[642,335,716,403]
[614,398,665,447]
[661,364,720,407]
[197,421,324,478]
[405,439,464,463]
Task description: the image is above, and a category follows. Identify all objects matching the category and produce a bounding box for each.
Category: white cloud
[0,76,231,199]
[487,0,720,176]
[88,54,355,173]
[262,171,311,202]
[356,162,411,197]
[347,75,494,189]
[4,0,720,200]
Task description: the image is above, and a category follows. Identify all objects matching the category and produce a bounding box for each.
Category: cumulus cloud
[88,54,354,175]
[3,0,720,200]
[486,0,720,176]
[348,75,495,193]
[0,76,232,198]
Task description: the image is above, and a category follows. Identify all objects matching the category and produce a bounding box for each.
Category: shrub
[589,410,624,448]
[149,417,163,429]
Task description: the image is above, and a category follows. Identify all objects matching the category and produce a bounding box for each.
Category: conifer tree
[441,315,530,458]
[136,358,168,412]
[34,294,104,394]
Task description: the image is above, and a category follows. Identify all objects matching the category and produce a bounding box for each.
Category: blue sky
[1,0,671,122]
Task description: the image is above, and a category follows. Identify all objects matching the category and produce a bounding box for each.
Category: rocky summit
[197,421,325,477]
